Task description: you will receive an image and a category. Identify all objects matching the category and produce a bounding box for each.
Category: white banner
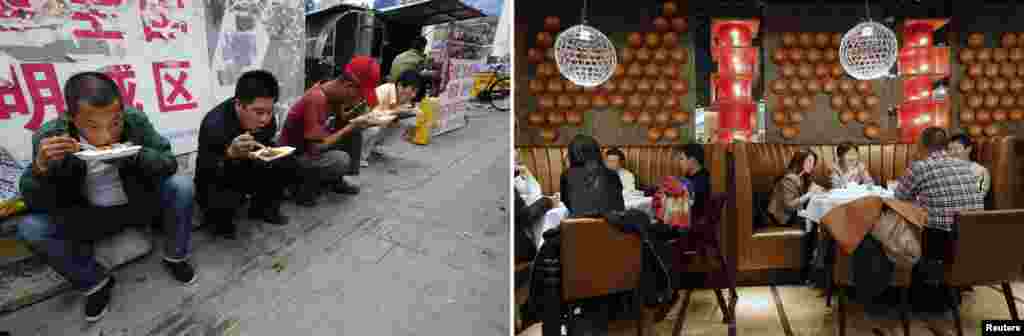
[433,58,479,136]
[0,0,212,162]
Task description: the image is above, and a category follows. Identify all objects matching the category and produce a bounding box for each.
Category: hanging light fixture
[839,1,898,80]
[554,0,617,87]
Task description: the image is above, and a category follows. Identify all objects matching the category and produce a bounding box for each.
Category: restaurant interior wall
[514,0,698,146]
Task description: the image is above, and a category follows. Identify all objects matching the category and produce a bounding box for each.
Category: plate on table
[73,144,141,161]
[253,146,295,162]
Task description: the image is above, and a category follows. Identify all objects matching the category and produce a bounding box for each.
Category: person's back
[560,135,624,218]
[388,37,428,82]
[562,165,624,217]
[898,152,984,231]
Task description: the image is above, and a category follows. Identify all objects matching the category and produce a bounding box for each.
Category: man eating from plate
[16,72,197,322]
[279,57,374,206]
[196,70,294,238]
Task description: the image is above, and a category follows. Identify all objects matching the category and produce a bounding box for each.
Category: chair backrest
[949,209,1024,286]
[560,217,643,302]
[694,193,728,240]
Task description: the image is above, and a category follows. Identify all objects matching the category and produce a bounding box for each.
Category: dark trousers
[16,176,194,290]
[196,157,297,224]
[332,129,362,175]
[911,227,957,312]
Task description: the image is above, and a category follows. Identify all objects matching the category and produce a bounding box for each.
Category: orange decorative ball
[781,126,799,139]
[647,127,663,142]
[671,110,690,123]
[654,17,670,32]
[839,111,855,124]
[671,17,687,32]
[544,16,561,32]
[628,33,644,48]
[536,32,554,48]
[663,2,678,17]
[864,125,880,139]
[621,110,637,124]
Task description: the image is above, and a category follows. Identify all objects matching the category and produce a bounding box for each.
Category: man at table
[604,147,637,193]
[893,128,984,313]
[197,70,295,239]
[672,144,711,220]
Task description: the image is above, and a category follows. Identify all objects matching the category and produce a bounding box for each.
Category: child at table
[768,150,825,283]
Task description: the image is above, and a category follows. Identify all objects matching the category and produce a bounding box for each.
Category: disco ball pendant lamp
[554,0,617,87]
[839,2,898,80]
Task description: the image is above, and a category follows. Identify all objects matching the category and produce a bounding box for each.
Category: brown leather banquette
[729,136,1016,273]
[515,145,734,273]
[515,145,730,195]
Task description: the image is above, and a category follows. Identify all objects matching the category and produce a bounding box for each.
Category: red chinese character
[152,60,196,113]
[0,65,28,120]
[140,0,187,42]
[103,64,143,112]
[71,9,125,40]
[0,0,33,19]
[21,63,65,131]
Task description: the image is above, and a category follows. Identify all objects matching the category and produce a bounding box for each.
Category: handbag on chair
[652,176,692,229]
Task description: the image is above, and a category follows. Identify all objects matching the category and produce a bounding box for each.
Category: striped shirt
[894,150,984,232]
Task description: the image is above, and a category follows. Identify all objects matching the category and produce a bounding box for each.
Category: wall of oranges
[515,1,696,146]
[955,32,1024,138]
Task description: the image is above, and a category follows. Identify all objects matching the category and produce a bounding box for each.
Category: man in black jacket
[195,70,295,238]
[672,144,711,221]
[16,72,197,322]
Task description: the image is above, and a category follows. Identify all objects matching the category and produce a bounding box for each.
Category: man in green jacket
[15,72,197,322]
[388,36,428,101]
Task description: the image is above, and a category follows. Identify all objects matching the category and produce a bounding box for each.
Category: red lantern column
[711,19,760,143]
[897,19,950,143]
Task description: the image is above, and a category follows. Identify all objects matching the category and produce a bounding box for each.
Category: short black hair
[836,142,857,158]
[672,144,705,167]
[411,36,428,51]
[64,72,122,117]
[605,147,625,161]
[920,127,949,152]
[394,70,420,88]
[235,70,279,105]
[949,133,977,161]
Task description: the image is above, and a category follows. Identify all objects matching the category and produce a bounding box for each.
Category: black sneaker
[331,179,360,195]
[85,277,115,322]
[162,259,198,286]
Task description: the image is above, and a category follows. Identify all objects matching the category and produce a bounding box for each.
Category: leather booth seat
[729,137,1016,274]
[515,145,733,273]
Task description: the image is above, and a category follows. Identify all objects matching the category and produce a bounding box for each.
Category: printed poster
[0,0,212,162]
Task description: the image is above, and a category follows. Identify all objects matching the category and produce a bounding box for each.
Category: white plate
[73,145,141,161]
[253,146,295,162]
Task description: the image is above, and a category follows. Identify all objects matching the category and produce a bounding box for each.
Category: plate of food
[253,146,295,162]
[73,144,142,161]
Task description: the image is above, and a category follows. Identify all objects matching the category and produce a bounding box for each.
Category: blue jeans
[15,175,194,290]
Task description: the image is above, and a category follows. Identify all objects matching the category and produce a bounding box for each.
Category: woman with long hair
[830,143,874,187]
[768,149,825,282]
[559,135,625,218]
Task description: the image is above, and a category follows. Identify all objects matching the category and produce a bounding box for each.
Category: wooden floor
[518,282,1024,336]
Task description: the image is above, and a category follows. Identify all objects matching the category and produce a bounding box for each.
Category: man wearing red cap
[279,57,379,206]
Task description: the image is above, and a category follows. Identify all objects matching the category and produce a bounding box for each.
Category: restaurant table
[799,186,896,229]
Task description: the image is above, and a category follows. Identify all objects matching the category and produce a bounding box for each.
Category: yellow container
[412,97,439,145]
[470,72,496,98]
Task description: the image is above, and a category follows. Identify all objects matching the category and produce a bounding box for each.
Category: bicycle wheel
[487,77,511,111]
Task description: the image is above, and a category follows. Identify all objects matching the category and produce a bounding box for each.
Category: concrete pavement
[0,103,511,336]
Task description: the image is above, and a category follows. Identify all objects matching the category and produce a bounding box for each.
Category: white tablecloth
[799,187,896,227]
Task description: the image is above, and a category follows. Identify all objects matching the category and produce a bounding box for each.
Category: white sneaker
[360,160,369,167]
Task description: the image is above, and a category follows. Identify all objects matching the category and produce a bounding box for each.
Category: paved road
[0,104,510,335]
